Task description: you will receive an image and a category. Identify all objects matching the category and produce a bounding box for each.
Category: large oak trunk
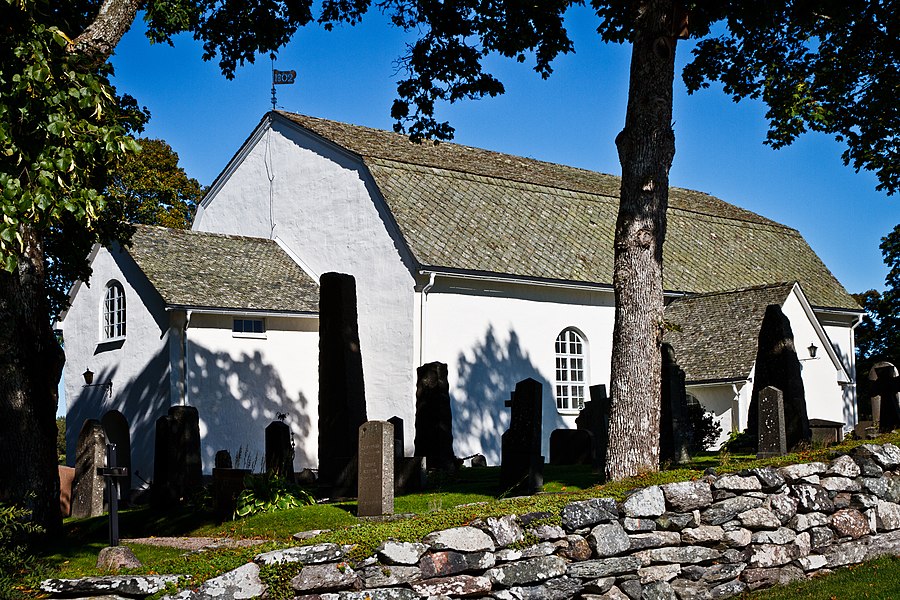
[0,228,65,532]
[607,1,677,480]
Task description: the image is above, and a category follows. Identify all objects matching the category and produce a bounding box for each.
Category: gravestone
[388,416,405,461]
[215,450,233,469]
[265,420,295,481]
[58,466,75,518]
[549,429,593,465]
[414,361,455,471]
[757,386,787,458]
[747,304,810,450]
[72,419,107,518]
[101,410,132,502]
[500,378,544,494]
[576,384,610,477]
[660,343,691,465]
[318,272,368,497]
[357,421,394,517]
[869,362,900,433]
[151,406,202,508]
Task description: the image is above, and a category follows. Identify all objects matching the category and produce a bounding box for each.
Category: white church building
[58,111,863,482]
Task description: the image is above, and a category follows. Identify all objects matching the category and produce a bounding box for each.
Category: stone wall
[42,443,900,600]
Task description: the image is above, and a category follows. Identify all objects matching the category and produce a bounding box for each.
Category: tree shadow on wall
[71,344,314,488]
[453,325,565,464]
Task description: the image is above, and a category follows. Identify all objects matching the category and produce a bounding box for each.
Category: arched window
[555,328,587,411]
[103,281,126,340]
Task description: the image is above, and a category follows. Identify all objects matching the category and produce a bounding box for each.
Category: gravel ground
[121,537,268,551]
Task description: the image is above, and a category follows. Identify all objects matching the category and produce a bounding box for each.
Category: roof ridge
[671,281,797,302]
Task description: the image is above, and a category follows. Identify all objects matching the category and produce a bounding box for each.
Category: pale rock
[624,486,666,518]
[423,526,496,552]
[827,455,861,478]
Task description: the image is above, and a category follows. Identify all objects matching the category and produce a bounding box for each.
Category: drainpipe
[419,272,436,366]
[731,382,741,433]
[182,310,192,406]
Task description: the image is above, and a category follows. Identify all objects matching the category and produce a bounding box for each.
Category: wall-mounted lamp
[82,368,113,397]
[808,343,818,359]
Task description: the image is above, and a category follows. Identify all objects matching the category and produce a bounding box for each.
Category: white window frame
[555,327,588,414]
[232,317,266,339]
[102,281,126,342]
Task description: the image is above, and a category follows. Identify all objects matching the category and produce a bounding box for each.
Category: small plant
[0,500,46,599]
[232,446,261,472]
[722,428,756,454]
[234,473,314,518]
[686,404,722,453]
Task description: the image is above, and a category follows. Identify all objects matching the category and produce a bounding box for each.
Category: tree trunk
[67,0,141,67]
[606,1,677,480]
[0,228,65,532]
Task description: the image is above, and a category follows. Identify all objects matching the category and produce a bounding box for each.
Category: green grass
[743,556,900,600]
[21,430,900,599]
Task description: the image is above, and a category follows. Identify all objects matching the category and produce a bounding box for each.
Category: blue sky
[107,6,897,296]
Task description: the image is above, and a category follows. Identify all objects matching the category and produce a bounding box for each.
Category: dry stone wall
[41,443,900,600]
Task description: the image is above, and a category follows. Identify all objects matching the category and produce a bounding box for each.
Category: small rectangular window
[232,318,266,337]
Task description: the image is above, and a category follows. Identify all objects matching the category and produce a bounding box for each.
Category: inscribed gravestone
[266,420,295,481]
[358,421,394,517]
[318,272,367,497]
[757,386,787,458]
[151,406,202,508]
[660,343,691,465]
[869,362,900,433]
[747,304,810,450]
[72,419,106,518]
[101,410,132,502]
[414,361,455,471]
[500,378,544,494]
[577,384,610,477]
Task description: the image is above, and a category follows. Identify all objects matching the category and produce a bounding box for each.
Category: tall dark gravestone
[151,406,202,508]
[266,420,295,481]
[869,362,900,433]
[747,305,810,450]
[500,378,544,494]
[577,384,610,477]
[101,410,132,503]
[414,361,455,471]
[660,343,691,465]
[318,272,367,497]
[757,386,788,458]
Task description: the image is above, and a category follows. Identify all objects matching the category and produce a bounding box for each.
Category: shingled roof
[663,283,796,383]
[277,112,859,311]
[125,225,318,313]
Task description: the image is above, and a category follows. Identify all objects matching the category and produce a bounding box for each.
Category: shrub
[686,403,722,453]
[56,416,66,464]
[0,501,45,599]
[722,428,757,453]
[234,473,314,518]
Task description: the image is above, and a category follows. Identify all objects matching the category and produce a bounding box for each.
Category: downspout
[731,382,742,433]
[181,310,192,406]
[419,272,436,366]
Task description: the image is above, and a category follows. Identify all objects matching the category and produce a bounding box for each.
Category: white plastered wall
[821,316,860,430]
[194,118,417,451]
[59,245,172,484]
[418,276,615,464]
[184,313,319,473]
[685,383,742,450]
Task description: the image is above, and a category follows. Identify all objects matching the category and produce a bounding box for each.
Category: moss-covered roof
[278,112,858,311]
[126,225,318,313]
[663,283,796,383]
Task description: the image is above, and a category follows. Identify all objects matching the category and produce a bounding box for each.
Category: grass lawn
[14,431,900,599]
[744,556,900,600]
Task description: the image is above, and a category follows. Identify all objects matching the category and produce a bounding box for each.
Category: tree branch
[67,0,141,66]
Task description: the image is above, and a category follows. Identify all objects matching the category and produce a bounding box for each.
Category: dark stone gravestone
[660,343,691,465]
[757,386,787,458]
[388,416,405,461]
[549,429,593,465]
[212,467,250,521]
[101,410,132,503]
[215,450,233,469]
[151,406,202,508]
[72,419,106,518]
[747,304,810,450]
[500,378,544,494]
[869,362,900,433]
[318,272,368,497]
[358,421,394,517]
[414,361,455,471]
[576,384,610,477]
[388,415,425,493]
[265,420,295,481]
[809,419,845,446]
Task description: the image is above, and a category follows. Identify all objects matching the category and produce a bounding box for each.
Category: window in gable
[103,281,126,341]
[233,318,266,338]
[555,328,587,412]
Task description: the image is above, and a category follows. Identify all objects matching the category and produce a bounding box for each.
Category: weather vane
[271,53,297,110]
